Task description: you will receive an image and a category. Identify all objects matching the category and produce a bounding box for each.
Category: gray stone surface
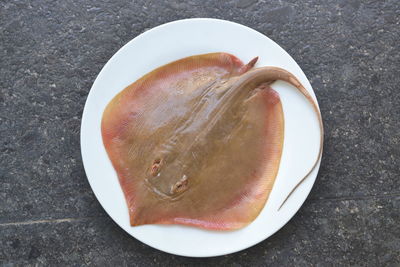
[0,0,399,265]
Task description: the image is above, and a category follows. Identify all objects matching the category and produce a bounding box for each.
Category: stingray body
[101,53,323,230]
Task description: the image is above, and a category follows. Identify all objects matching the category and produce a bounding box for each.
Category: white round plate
[81,18,322,257]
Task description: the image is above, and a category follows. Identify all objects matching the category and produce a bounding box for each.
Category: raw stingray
[101,53,323,230]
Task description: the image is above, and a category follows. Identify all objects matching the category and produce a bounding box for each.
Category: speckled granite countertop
[1,0,399,265]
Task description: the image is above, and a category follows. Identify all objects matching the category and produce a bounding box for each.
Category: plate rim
[80,17,322,257]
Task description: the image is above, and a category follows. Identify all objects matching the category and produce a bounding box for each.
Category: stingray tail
[235,66,324,210]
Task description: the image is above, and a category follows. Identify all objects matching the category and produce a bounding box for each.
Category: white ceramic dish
[81,18,322,257]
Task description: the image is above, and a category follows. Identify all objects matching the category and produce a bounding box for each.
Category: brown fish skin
[222,66,324,210]
[101,53,322,230]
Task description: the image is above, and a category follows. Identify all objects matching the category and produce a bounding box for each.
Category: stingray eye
[150,158,162,176]
[170,175,188,194]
